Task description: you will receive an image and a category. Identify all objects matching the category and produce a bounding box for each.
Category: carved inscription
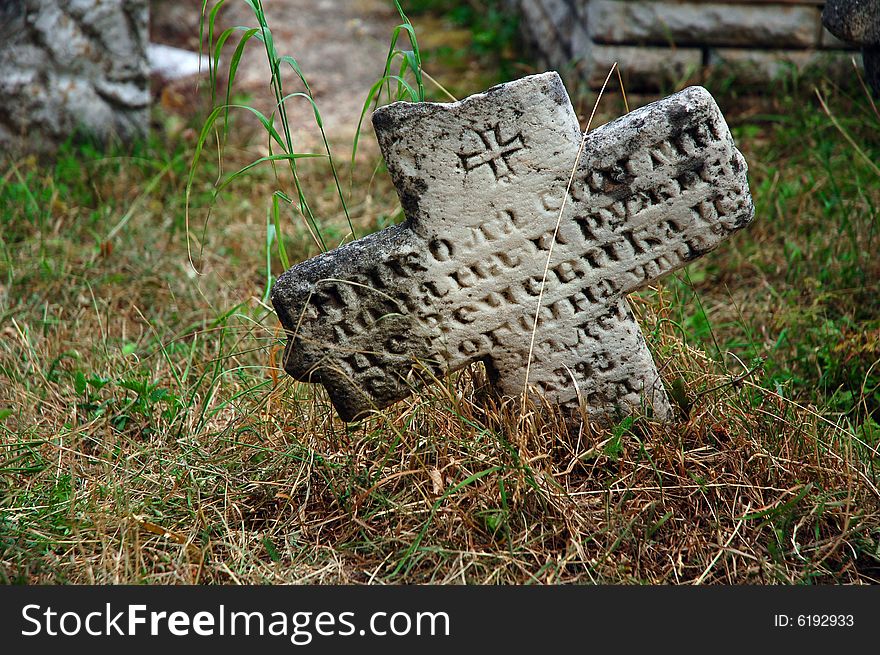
[271,72,754,422]
[458,124,526,180]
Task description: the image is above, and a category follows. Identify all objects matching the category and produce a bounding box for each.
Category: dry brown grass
[2,174,878,583]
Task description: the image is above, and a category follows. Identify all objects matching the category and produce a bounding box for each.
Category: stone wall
[513,0,861,90]
[0,0,149,152]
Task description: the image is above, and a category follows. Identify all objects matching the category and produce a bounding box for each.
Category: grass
[1,3,879,584]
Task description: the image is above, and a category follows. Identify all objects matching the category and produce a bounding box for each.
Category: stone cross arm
[270,72,754,421]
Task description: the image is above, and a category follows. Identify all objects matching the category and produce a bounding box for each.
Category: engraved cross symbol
[458,124,525,180]
[271,72,754,422]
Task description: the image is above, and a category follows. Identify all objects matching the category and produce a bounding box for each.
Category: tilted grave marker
[271,72,754,422]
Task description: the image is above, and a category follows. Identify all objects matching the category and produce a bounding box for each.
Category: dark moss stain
[733,202,756,230]
[607,183,636,201]
[485,80,507,99]
[399,176,428,221]
[667,100,693,133]
[628,116,646,132]
[548,74,567,106]
[371,108,394,133]
[732,156,743,174]
[674,156,704,178]
[683,240,710,262]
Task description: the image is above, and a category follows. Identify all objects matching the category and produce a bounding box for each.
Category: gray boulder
[0,0,149,152]
[822,0,880,94]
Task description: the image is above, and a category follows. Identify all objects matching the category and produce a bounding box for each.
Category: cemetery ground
[2,9,880,584]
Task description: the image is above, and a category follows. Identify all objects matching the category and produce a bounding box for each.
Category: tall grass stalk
[192,0,430,281]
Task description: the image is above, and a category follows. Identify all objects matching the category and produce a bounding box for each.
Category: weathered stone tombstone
[822,0,880,95]
[271,72,754,422]
[0,0,149,152]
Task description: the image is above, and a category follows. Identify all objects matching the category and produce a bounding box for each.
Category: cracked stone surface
[0,0,149,152]
[271,72,755,422]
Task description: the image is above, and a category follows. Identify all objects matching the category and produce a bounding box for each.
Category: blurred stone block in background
[511,0,863,91]
[148,43,204,82]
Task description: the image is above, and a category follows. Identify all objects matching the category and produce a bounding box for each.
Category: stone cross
[271,72,754,422]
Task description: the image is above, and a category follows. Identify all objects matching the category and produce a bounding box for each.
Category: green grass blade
[392,1,424,101]
[277,59,356,239]
[351,74,418,174]
[215,153,326,193]
[391,466,502,578]
[738,483,813,521]
[272,192,290,270]
[223,28,260,137]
